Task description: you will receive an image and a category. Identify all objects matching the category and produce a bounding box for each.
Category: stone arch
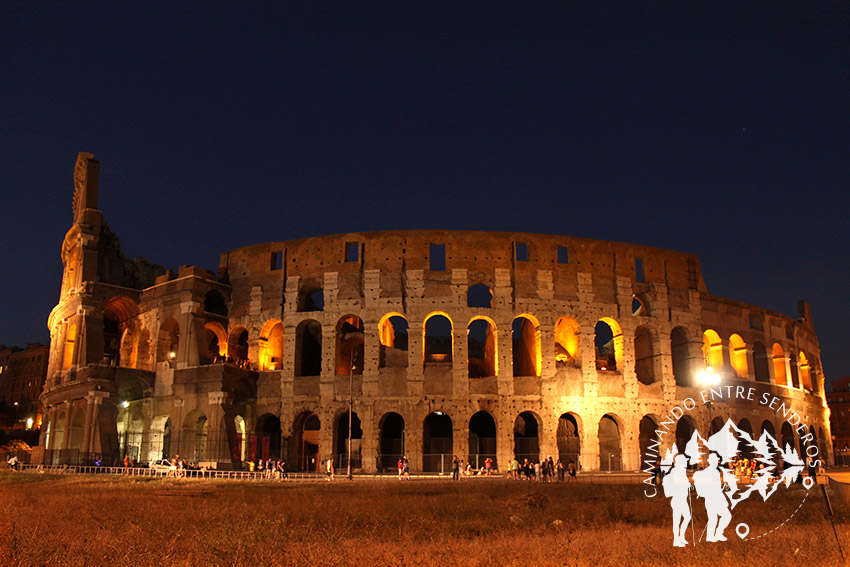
[258,319,284,370]
[799,351,813,390]
[333,409,363,470]
[423,411,453,472]
[671,326,690,386]
[554,316,580,368]
[378,313,408,368]
[675,416,696,456]
[203,289,228,317]
[598,414,622,471]
[335,315,364,375]
[634,325,656,385]
[467,283,493,308]
[423,312,453,366]
[772,343,787,387]
[295,320,322,377]
[595,317,623,372]
[512,314,541,377]
[639,415,658,467]
[468,317,497,378]
[155,318,180,366]
[558,412,582,465]
[291,411,320,472]
[204,321,227,363]
[256,413,282,460]
[378,412,405,471]
[103,296,139,366]
[227,326,250,365]
[729,334,748,379]
[182,410,208,463]
[514,411,541,462]
[702,329,723,370]
[753,341,770,383]
[468,411,497,469]
[117,375,148,460]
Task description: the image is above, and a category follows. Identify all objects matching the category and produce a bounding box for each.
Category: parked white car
[150,459,176,475]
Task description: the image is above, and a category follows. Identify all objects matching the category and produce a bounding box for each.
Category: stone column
[61,400,73,452]
[407,321,424,398]
[497,319,514,396]
[80,393,97,457]
[452,328,468,397]
[87,398,103,459]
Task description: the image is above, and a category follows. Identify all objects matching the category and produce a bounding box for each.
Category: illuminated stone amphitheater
[36,153,832,472]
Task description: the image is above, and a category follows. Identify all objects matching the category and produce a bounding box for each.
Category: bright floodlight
[26,417,33,429]
[697,366,720,386]
[168,351,176,360]
[121,400,129,408]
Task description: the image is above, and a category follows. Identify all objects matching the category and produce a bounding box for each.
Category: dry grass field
[0,472,847,567]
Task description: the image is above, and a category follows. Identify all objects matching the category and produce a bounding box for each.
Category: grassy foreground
[0,473,847,567]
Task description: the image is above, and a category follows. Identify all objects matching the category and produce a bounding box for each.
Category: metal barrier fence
[11,463,327,481]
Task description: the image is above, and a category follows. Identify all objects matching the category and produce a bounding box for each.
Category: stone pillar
[88,399,102,458]
[359,405,376,473]
[407,321,424,398]
[497,318,514,396]
[452,328,468,397]
[61,400,73,452]
[80,393,96,456]
[582,416,599,472]
[320,324,336,400]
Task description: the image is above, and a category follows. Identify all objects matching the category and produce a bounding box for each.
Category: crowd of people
[449,455,578,482]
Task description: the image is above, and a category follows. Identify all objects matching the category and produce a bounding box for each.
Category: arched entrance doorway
[256,414,282,461]
[557,413,581,465]
[378,413,404,472]
[291,412,320,472]
[423,412,452,472]
[514,412,540,463]
[598,415,622,471]
[468,411,497,469]
[334,411,363,471]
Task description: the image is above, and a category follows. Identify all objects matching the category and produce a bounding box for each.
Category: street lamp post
[121,400,130,459]
[348,351,357,481]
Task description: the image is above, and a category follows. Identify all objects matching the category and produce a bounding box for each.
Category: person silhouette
[693,452,732,542]
[662,454,692,547]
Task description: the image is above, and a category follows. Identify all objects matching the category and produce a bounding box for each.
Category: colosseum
[35,153,832,472]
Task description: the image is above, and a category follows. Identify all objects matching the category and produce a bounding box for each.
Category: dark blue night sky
[2,3,848,384]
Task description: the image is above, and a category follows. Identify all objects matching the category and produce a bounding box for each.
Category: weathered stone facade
[36,153,832,472]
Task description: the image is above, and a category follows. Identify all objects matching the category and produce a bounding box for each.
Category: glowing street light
[697,366,720,386]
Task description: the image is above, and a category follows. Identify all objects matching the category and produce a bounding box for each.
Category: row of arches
[702,329,816,391]
[87,293,819,395]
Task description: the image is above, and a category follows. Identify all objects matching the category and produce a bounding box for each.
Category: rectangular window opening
[557,246,569,264]
[515,242,529,262]
[430,244,446,271]
[345,242,359,263]
[635,257,645,282]
[270,251,283,271]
